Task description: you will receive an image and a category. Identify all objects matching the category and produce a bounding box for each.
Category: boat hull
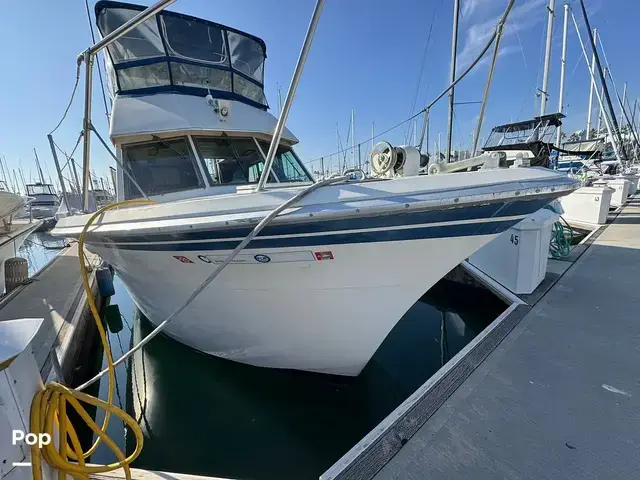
[53,168,579,375]
[90,232,501,375]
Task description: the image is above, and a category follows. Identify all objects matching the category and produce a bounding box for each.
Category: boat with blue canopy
[53,1,579,376]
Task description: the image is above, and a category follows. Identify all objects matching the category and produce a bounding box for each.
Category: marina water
[20,232,506,480]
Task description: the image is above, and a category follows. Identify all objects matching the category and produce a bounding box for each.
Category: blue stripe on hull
[93,197,554,245]
[88,218,522,251]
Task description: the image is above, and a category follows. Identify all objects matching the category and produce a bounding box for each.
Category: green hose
[549,216,573,259]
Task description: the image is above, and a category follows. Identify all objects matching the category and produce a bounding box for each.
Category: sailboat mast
[412,119,417,146]
[33,148,46,184]
[621,82,627,123]
[556,3,569,146]
[13,170,20,194]
[539,0,555,116]
[70,159,82,194]
[445,0,460,163]
[570,9,622,163]
[596,73,605,134]
[585,28,597,139]
[370,122,374,174]
[336,123,340,175]
[351,109,355,170]
[19,169,26,192]
[578,0,627,161]
[0,156,8,187]
[277,86,283,116]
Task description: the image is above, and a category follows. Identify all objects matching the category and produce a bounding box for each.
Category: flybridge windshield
[26,184,56,196]
[95,1,267,109]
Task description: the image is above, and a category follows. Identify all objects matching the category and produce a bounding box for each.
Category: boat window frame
[121,135,208,199]
[190,135,315,188]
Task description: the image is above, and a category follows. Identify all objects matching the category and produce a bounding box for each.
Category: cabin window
[257,141,311,183]
[161,17,229,66]
[193,137,312,185]
[233,74,266,105]
[194,137,274,185]
[97,8,165,63]
[170,63,232,91]
[227,32,265,83]
[123,138,204,198]
[118,63,171,91]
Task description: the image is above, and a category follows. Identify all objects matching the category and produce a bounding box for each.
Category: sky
[0,0,637,187]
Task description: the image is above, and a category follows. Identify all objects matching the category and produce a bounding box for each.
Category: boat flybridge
[53,0,579,376]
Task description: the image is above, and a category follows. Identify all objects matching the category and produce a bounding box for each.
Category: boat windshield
[95,1,268,109]
[193,137,312,185]
[26,184,56,195]
[122,136,312,199]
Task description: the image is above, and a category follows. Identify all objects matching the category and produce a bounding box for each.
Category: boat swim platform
[323,193,640,480]
[0,242,102,385]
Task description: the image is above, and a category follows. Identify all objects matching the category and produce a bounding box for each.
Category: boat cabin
[95,1,314,202]
[25,183,58,205]
[483,113,565,168]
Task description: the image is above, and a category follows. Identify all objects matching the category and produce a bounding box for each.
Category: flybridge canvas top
[483,113,565,150]
[95,0,268,110]
[26,183,56,196]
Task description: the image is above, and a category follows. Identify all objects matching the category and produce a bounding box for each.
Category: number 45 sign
[510,234,519,246]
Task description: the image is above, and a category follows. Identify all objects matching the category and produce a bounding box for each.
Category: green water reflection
[91,275,505,480]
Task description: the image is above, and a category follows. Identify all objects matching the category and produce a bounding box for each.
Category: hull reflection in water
[125,279,505,480]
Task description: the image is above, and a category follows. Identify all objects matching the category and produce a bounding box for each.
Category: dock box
[558,186,613,228]
[469,208,558,295]
[592,178,630,207]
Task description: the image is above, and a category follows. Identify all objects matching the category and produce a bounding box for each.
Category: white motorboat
[52,1,579,375]
[25,183,59,219]
[0,190,28,222]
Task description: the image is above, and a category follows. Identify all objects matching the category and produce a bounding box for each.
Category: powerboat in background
[52,1,579,375]
[92,188,114,208]
[24,183,59,219]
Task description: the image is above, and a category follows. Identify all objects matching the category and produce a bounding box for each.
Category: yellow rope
[30,200,155,480]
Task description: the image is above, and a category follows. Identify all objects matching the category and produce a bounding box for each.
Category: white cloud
[456,0,547,73]
[461,0,501,19]
[461,0,480,18]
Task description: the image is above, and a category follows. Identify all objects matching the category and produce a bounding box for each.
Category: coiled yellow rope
[30,200,155,480]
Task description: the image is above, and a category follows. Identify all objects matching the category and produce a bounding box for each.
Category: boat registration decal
[314,251,334,261]
[198,250,316,265]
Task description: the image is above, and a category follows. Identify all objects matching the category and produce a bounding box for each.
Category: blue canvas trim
[88,218,522,252]
[118,86,268,111]
[93,197,553,245]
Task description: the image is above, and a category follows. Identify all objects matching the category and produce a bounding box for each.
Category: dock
[0,242,102,384]
[323,194,640,480]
